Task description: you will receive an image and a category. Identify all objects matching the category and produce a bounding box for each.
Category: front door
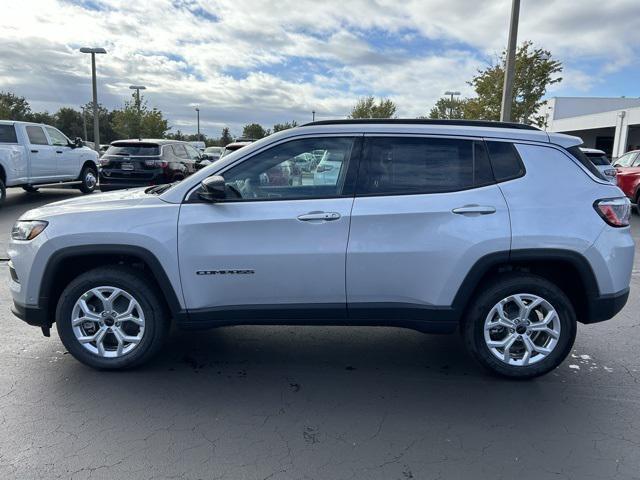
[178,135,360,321]
[45,126,78,180]
[346,135,511,319]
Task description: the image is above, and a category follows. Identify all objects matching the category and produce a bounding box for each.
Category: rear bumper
[584,288,629,324]
[99,172,169,191]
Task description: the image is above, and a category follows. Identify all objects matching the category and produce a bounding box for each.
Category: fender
[38,244,183,317]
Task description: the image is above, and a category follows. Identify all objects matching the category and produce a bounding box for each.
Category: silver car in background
[580,147,617,184]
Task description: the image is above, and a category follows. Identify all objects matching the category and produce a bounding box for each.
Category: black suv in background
[99,139,203,191]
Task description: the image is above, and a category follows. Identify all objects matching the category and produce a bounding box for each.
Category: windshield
[205,147,222,153]
[614,152,638,167]
[106,143,160,156]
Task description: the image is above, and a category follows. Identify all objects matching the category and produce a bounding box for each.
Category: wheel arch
[453,249,600,325]
[39,245,183,327]
[79,159,98,176]
[0,163,6,184]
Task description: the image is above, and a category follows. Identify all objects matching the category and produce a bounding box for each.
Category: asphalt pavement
[0,189,639,480]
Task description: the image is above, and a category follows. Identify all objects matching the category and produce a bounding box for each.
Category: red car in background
[613,150,640,206]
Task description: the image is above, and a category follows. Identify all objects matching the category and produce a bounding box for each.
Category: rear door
[44,126,78,179]
[346,135,510,319]
[25,125,57,181]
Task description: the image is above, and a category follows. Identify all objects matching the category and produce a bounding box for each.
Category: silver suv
[8,120,634,378]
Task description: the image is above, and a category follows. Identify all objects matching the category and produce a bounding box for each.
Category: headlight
[11,220,48,241]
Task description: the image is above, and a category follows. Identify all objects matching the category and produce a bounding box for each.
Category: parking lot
[0,189,639,480]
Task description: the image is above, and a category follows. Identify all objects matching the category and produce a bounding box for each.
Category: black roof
[302,119,540,131]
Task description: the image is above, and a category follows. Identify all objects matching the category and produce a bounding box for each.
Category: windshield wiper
[145,182,176,195]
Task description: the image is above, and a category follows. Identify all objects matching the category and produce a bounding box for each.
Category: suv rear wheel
[56,266,169,369]
[462,273,576,379]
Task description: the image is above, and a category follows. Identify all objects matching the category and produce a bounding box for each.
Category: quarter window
[26,126,49,145]
[486,141,525,182]
[357,137,494,195]
[220,137,356,200]
[173,144,189,159]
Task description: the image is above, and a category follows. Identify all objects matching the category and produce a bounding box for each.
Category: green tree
[26,111,55,125]
[0,91,32,120]
[349,96,397,119]
[242,123,269,140]
[54,107,85,139]
[111,94,170,139]
[220,127,233,146]
[427,97,468,120]
[82,102,118,143]
[272,120,298,133]
[463,41,562,126]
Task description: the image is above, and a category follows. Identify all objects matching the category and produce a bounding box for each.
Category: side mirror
[73,137,83,148]
[198,175,226,202]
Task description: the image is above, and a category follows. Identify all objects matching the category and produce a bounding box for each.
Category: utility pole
[129,85,146,140]
[195,107,201,141]
[82,108,88,142]
[444,91,460,119]
[500,0,520,122]
[80,47,107,152]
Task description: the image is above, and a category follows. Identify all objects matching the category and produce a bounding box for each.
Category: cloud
[1,0,639,137]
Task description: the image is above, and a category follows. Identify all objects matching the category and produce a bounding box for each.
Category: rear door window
[26,126,49,145]
[0,125,17,143]
[173,144,189,159]
[357,136,494,195]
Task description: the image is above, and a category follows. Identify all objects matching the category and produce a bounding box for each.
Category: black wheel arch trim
[38,244,183,320]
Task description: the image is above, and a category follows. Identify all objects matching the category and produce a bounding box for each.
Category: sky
[1,0,639,138]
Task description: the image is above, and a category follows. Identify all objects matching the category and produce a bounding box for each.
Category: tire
[0,178,5,204]
[56,266,169,370]
[22,185,39,193]
[462,273,577,379]
[78,164,98,194]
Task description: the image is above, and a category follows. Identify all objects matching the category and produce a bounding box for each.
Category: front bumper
[583,288,630,324]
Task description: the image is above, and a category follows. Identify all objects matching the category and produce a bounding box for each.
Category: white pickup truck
[0,120,99,203]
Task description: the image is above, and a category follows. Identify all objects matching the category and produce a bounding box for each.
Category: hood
[20,188,155,220]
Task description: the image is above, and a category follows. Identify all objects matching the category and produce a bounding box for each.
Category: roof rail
[301,118,540,131]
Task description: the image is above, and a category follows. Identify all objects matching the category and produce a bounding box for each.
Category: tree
[242,123,269,140]
[26,111,55,125]
[348,96,397,119]
[82,102,118,143]
[0,92,32,120]
[220,127,233,146]
[463,41,562,126]
[428,97,468,120]
[273,120,298,133]
[54,107,85,139]
[111,94,170,139]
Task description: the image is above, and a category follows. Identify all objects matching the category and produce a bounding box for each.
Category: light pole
[195,107,200,141]
[444,91,461,119]
[500,0,520,122]
[312,110,316,122]
[79,47,107,152]
[129,85,146,140]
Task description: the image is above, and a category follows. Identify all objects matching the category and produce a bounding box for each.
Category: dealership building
[540,97,640,159]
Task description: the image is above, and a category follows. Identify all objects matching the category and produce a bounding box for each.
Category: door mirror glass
[74,137,84,148]
[199,175,226,202]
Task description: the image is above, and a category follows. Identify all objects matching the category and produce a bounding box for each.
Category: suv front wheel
[463,273,577,379]
[56,266,169,369]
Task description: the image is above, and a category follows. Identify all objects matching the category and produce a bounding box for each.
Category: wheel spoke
[522,297,543,322]
[487,334,516,349]
[502,335,518,362]
[112,326,141,345]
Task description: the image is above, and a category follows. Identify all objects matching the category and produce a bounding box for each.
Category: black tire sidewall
[56,267,167,369]
[0,178,6,203]
[79,165,97,193]
[464,274,577,379]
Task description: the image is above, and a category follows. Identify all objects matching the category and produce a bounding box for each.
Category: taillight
[144,160,168,168]
[100,157,110,167]
[594,198,631,227]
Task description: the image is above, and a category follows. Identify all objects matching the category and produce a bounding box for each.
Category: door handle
[297,211,341,222]
[56,150,63,154]
[30,149,38,153]
[452,205,496,215]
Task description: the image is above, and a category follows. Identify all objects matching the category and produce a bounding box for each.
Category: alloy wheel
[71,286,145,358]
[483,293,561,367]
